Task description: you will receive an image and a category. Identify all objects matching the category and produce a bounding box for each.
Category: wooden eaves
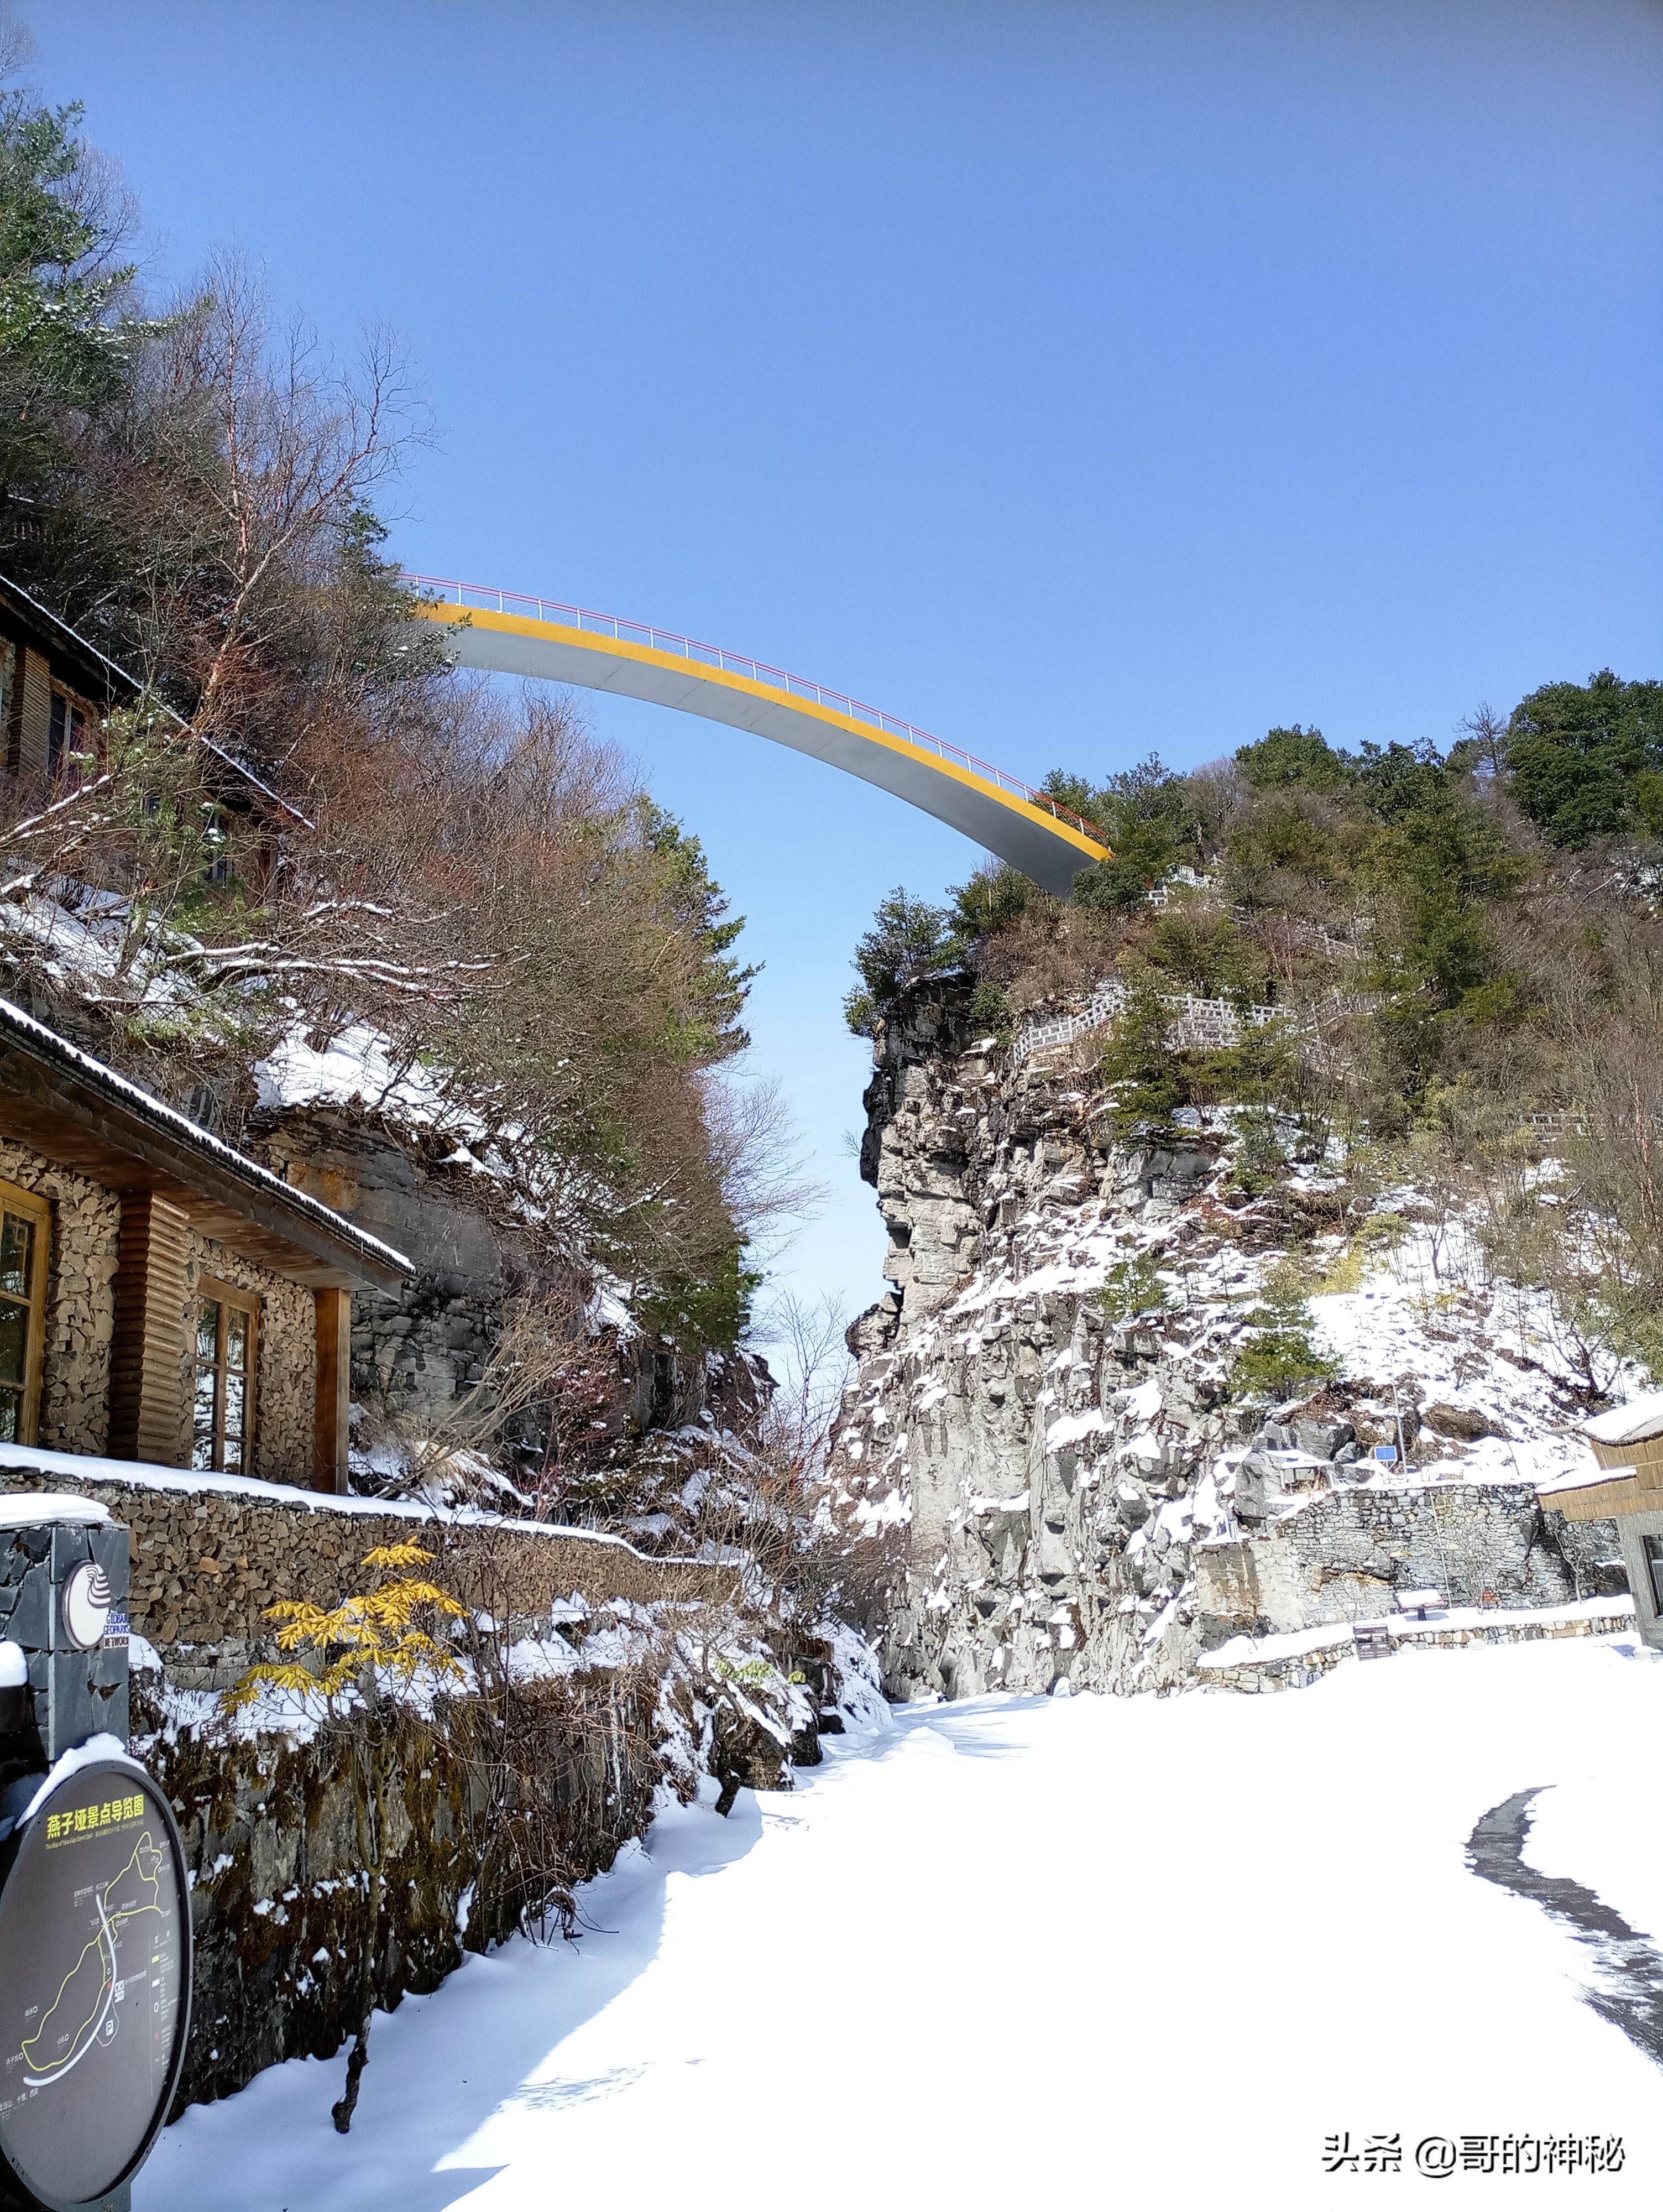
[0,567,313,828]
[0,995,410,1292]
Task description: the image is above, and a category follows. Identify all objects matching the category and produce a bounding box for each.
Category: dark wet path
[1468,1788,1663,2070]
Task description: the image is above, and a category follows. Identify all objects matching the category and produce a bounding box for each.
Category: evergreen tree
[1505,670,1663,847]
[843,888,958,1037]
[0,85,150,509]
[1233,724,1348,792]
[637,800,756,1062]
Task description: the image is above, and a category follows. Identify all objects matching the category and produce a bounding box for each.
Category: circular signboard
[0,1760,190,2211]
[60,1567,112,1656]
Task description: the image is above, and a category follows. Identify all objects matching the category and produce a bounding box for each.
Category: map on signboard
[0,1766,187,2206]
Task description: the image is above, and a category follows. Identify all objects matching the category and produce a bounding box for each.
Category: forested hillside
[0,56,768,1366]
[846,679,1663,1397]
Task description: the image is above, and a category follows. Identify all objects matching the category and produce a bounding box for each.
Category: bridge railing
[401,571,1109,850]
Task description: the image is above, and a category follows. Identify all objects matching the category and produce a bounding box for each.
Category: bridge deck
[405,578,1110,897]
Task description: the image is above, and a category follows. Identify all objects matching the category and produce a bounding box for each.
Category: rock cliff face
[832,979,1624,1702]
[255,1104,756,1457]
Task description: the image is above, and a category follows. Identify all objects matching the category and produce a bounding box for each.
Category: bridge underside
[414,601,1108,898]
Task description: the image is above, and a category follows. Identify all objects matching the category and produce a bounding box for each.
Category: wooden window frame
[192,1275,259,1475]
[203,802,234,888]
[2,640,19,776]
[0,1177,50,1448]
[46,691,86,786]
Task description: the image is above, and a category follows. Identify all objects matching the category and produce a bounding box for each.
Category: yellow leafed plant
[222,1542,468,1715]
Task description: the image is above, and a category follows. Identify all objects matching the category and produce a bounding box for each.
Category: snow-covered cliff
[832,978,1625,1699]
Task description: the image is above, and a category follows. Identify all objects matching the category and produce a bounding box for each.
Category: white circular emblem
[62,1562,112,1652]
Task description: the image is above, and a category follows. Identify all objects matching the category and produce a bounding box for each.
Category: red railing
[402,571,1109,849]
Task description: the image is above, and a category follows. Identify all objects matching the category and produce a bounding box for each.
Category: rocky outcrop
[255,1104,765,1461]
[832,978,1627,1701]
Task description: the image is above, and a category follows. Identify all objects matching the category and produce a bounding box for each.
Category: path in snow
[139,1637,1663,2212]
[1469,1787,1663,2073]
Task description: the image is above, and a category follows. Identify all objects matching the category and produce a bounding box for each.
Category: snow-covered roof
[1583,1391,1663,1447]
[1537,1462,1635,1498]
[0,996,411,1286]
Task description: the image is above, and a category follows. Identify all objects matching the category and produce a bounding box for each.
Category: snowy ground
[140,1638,1663,2211]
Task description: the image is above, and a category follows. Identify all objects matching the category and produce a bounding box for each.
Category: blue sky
[23,0,1663,1339]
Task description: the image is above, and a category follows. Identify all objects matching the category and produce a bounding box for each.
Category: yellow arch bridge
[405,576,1110,898]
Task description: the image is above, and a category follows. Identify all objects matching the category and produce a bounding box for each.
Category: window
[0,1180,49,1446]
[192,1279,258,1474]
[1643,1536,1663,1618]
[2,641,18,774]
[203,805,233,888]
[46,692,85,784]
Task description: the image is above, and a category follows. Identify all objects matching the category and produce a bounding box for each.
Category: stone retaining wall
[1199,1599,1636,1693]
[139,1669,660,2111]
[1195,1480,1612,1642]
[0,1457,738,1662]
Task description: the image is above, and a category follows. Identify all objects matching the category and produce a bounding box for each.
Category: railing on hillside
[401,570,1109,848]
[1012,990,1600,1155]
[1516,1110,1589,1138]
[1011,980,1291,1067]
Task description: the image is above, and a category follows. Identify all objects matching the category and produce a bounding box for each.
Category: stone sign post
[0,1497,191,2212]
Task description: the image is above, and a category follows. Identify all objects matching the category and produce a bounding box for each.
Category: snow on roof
[0,568,312,826]
[0,567,154,707]
[1537,1460,1636,1498]
[1583,1391,1663,1447]
[0,996,411,1277]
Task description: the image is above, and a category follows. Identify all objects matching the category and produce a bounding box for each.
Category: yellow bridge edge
[412,600,1113,872]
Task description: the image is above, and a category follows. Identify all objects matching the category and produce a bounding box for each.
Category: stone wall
[1196,1597,1637,1693]
[0,1458,739,1666]
[0,1139,121,1455]
[138,1667,660,2111]
[1194,1481,1603,1641]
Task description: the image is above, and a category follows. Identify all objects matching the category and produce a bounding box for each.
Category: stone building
[0,995,409,1490]
[1544,1392,1663,1650]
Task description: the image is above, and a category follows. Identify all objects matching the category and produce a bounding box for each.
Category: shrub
[1097,1250,1171,1325]
[969,976,1012,1037]
[1073,855,1155,911]
[1317,1212,1408,1295]
[1233,726,1348,792]
[1230,1265,1340,1401]
[842,888,959,1036]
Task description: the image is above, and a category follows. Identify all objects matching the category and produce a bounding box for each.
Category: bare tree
[0,4,34,79]
[129,253,430,750]
[1457,702,1509,779]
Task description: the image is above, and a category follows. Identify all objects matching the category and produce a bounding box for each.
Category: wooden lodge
[0,997,410,1493]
